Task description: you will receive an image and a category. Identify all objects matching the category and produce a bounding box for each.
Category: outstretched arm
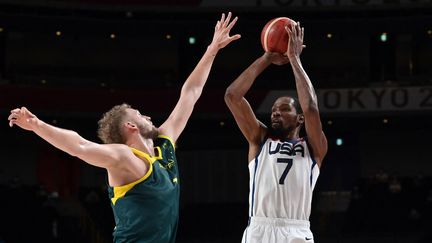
[8,107,131,169]
[159,12,241,142]
[225,52,289,161]
[286,23,328,167]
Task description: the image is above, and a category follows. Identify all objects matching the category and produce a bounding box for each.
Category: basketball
[261,17,296,53]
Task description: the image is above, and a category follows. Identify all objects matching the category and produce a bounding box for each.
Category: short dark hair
[278,96,303,114]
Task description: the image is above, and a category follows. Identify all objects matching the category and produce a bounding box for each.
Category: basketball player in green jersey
[8,12,241,243]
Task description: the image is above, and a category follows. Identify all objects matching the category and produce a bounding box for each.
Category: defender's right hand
[8,107,39,131]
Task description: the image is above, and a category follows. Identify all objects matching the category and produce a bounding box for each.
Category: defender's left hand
[209,12,241,51]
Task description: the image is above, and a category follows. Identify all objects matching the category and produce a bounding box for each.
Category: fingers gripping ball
[261,17,296,54]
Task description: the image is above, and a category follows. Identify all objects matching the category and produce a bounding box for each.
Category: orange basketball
[261,17,296,54]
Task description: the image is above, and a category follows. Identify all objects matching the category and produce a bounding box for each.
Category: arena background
[0,0,431,242]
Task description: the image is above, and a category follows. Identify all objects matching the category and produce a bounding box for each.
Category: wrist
[32,118,43,132]
[206,44,219,57]
[289,56,301,65]
[260,53,273,65]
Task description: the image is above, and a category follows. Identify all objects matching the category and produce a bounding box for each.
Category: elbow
[181,85,202,102]
[191,88,203,101]
[69,136,89,158]
[224,87,239,104]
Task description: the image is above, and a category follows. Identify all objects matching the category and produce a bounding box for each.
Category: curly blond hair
[97,103,131,144]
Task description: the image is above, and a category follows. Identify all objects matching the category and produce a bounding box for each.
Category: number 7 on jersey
[277,158,293,185]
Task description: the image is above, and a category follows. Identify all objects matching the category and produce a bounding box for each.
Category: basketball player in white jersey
[225,22,327,243]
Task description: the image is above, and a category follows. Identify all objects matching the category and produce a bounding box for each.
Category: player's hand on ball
[285,21,305,60]
[210,12,241,51]
[264,52,290,66]
[8,107,39,131]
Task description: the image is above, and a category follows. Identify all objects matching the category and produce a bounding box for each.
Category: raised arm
[159,12,241,142]
[286,23,328,167]
[8,107,131,169]
[224,54,269,146]
[225,52,289,161]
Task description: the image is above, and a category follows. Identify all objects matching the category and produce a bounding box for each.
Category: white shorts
[242,217,314,243]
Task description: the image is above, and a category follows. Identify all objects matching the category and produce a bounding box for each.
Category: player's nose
[272,110,281,117]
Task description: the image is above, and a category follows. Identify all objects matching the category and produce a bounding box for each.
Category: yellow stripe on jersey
[111,147,156,205]
[154,147,163,160]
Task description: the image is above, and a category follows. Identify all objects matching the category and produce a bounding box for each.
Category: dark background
[0,0,431,242]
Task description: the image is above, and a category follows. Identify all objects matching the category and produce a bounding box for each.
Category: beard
[268,125,287,138]
[269,123,303,139]
[138,124,159,140]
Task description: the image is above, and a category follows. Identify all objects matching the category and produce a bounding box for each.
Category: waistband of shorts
[249,216,310,228]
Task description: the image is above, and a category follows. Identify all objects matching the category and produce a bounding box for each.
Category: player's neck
[282,133,299,141]
[127,136,155,156]
[286,127,301,140]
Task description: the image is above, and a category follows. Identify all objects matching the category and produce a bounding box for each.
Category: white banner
[257,86,432,114]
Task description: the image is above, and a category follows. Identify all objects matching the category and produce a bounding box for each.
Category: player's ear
[125,122,137,130]
[297,114,305,125]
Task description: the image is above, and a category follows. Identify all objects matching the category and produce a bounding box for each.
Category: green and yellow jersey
[107,135,180,243]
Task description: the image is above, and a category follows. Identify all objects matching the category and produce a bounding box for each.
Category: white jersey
[247,136,319,220]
